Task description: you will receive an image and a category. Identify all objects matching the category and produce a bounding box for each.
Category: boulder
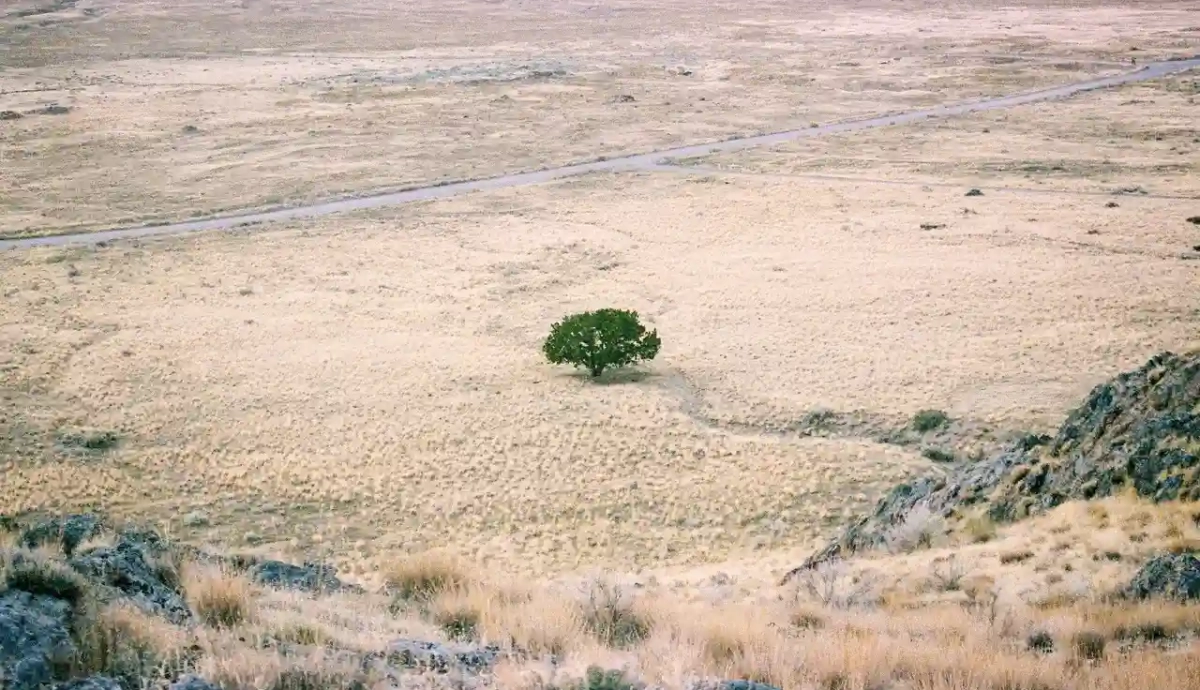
[56,677,123,690]
[20,515,106,556]
[249,560,347,594]
[0,590,76,690]
[69,536,191,624]
[1125,553,1200,602]
[170,675,221,690]
[785,351,1199,578]
[382,638,501,674]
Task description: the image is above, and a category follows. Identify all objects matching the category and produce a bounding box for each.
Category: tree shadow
[564,367,656,386]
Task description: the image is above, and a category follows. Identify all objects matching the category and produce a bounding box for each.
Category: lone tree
[543,308,661,378]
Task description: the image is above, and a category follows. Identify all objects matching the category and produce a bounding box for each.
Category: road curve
[3,56,1197,251]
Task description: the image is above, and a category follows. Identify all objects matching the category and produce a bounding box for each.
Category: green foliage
[921,448,956,464]
[543,309,661,378]
[563,667,640,690]
[911,409,950,433]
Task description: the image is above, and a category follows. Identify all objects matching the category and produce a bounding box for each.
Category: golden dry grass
[184,564,258,628]
[3,0,1200,685]
[1,0,1197,236]
[2,140,1197,573]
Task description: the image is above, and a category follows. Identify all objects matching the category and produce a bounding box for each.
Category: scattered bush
[1026,630,1054,653]
[184,565,255,628]
[75,602,190,685]
[963,513,997,544]
[999,550,1035,565]
[792,560,878,609]
[922,448,956,463]
[911,409,950,433]
[1071,630,1107,660]
[580,579,651,648]
[884,503,943,554]
[543,309,661,378]
[563,666,640,690]
[5,553,90,605]
[57,429,121,453]
[382,550,469,605]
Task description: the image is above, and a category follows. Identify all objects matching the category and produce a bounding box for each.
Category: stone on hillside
[249,560,346,594]
[20,515,105,555]
[383,638,501,674]
[169,675,221,690]
[785,350,1199,578]
[69,536,191,624]
[1125,553,1200,602]
[55,677,123,690]
[0,590,76,690]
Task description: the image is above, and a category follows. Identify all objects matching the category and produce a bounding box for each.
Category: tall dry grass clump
[383,550,472,605]
[75,602,192,685]
[184,564,257,628]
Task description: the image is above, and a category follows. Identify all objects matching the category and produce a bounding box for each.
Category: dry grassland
[3,155,1197,574]
[8,495,1200,690]
[3,0,1200,686]
[680,77,1200,198]
[2,0,1198,236]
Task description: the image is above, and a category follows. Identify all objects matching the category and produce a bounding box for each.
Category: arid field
[2,0,1200,688]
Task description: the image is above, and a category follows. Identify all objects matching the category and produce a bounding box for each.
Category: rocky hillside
[785,349,1200,580]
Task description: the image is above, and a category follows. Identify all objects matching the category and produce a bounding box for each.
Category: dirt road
[2,56,1196,251]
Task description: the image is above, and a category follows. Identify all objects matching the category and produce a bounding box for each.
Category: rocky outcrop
[69,535,191,624]
[1125,553,1200,602]
[56,677,123,690]
[0,589,76,690]
[380,638,502,674]
[785,351,1199,579]
[20,515,106,556]
[248,559,351,594]
[169,675,220,690]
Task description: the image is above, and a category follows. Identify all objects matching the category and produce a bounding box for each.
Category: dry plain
[2,0,1200,688]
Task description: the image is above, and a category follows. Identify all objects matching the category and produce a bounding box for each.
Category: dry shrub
[579,578,652,648]
[4,551,90,606]
[792,560,879,609]
[428,584,490,641]
[962,512,997,544]
[185,564,256,628]
[1071,629,1107,660]
[886,503,943,554]
[194,643,372,690]
[382,550,471,605]
[1070,600,1200,642]
[478,587,584,656]
[75,602,191,684]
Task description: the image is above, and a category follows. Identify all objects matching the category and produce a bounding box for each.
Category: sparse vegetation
[184,565,255,628]
[579,579,652,648]
[383,551,470,605]
[543,309,661,378]
[912,409,950,433]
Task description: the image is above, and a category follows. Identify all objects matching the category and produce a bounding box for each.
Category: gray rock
[1125,553,1200,602]
[784,351,1199,580]
[249,560,346,594]
[56,677,123,690]
[382,638,501,674]
[0,590,75,690]
[170,675,220,690]
[181,512,210,528]
[720,682,781,690]
[69,535,191,624]
[20,514,106,555]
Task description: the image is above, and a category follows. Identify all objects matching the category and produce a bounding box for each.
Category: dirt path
[3,56,1197,251]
